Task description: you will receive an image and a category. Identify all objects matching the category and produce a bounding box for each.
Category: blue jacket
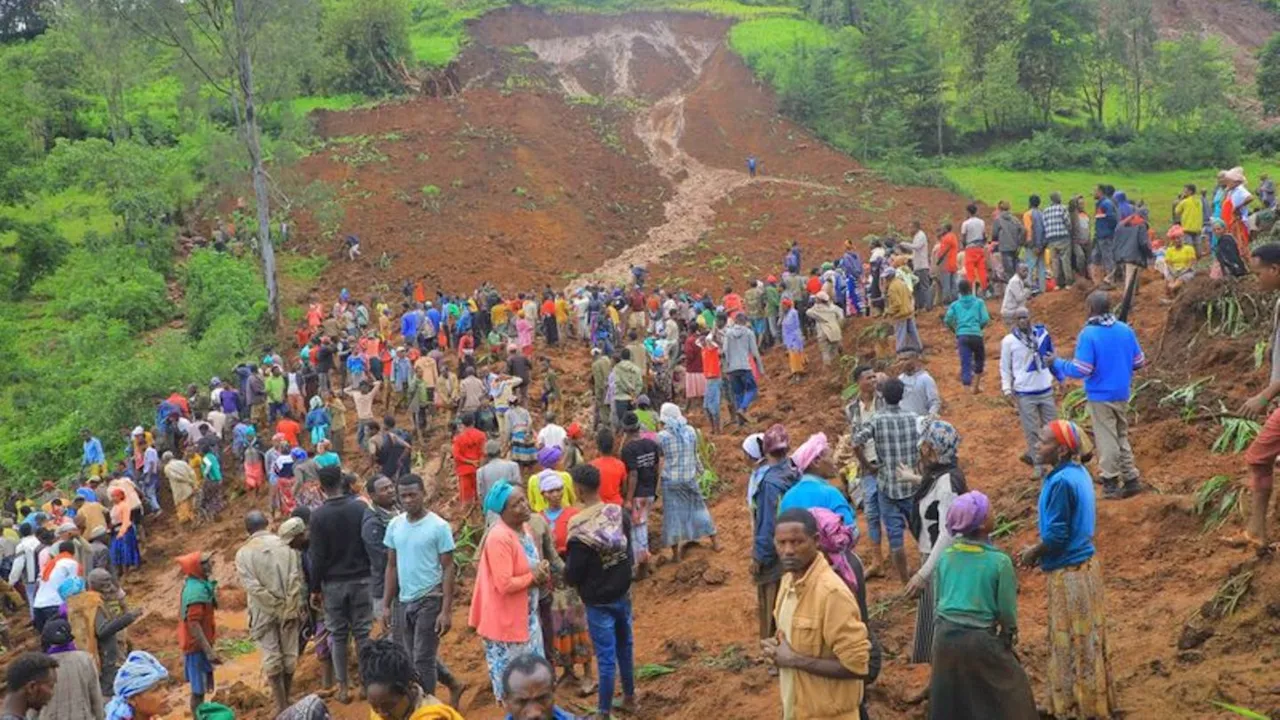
[751,459,798,567]
[1053,319,1144,402]
[778,475,855,526]
[943,295,990,337]
[1038,461,1096,572]
[1094,198,1117,240]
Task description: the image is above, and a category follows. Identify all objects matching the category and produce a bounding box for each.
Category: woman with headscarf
[305,396,331,447]
[104,651,172,720]
[198,447,225,520]
[900,419,967,664]
[1221,166,1253,251]
[86,569,141,696]
[778,433,854,525]
[38,618,104,720]
[108,488,140,576]
[781,297,805,380]
[657,403,720,561]
[278,694,331,720]
[1210,217,1249,278]
[527,445,576,514]
[742,432,767,511]
[161,451,199,525]
[1019,420,1115,720]
[470,483,550,703]
[537,472,595,697]
[928,491,1037,719]
[507,395,537,466]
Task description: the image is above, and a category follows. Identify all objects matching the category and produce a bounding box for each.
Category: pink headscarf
[809,507,859,592]
[790,432,829,474]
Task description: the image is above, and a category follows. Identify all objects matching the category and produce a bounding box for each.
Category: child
[176,551,220,717]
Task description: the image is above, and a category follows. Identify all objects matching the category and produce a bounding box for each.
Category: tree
[1157,36,1233,129]
[55,0,150,142]
[804,0,864,30]
[955,0,1022,132]
[0,0,48,41]
[0,218,70,298]
[319,0,412,95]
[1259,32,1280,116]
[119,0,315,326]
[1110,0,1157,130]
[1080,15,1121,127]
[1018,0,1094,126]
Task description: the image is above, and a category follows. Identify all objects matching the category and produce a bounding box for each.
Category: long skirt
[110,526,141,568]
[549,584,592,667]
[911,569,936,664]
[683,372,706,399]
[200,481,226,518]
[1046,557,1116,719]
[660,478,716,547]
[543,316,559,346]
[928,618,1038,720]
[631,497,654,566]
[482,614,544,701]
[510,428,537,465]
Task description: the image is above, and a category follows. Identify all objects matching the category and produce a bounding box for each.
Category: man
[751,424,798,642]
[536,411,567,451]
[266,366,288,423]
[565,465,636,720]
[507,347,533,405]
[699,330,724,434]
[1175,183,1204,238]
[897,351,940,420]
[623,331,648,381]
[960,203,988,295]
[763,509,871,719]
[309,465,374,703]
[1023,195,1047,292]
[1092,184,1119,286]
[1001,263,1032,326]
[370,417,412,480]
[853,378,921,584]
[612,349,644,427]
[2,652,59,719]
[234,510,305,714]
[86,525,112,576]
[451,413,487,511]
[74,491,108,540]
[458,367,486,416]
[590,350,613,430]
[362,476,398,636]
[1053,291,1146,499]
[589,429,627,506]
[359,640,463,719]
[502,653,578,720]
[344,380,382,452]
[723,313,764,424]
[844,367,885,575]
[476,441,520,527]
[1236,243,1280,551]
[1044,191,1074,289]
[884,267,922,355]
[907,219,933,311]
[933,223,960,305]
[7,524,40,619]
[943,279,990,393]
[805,291,844,367]
[383,473,463,705]
[784,241,801,275]
[992,200,1025,283]
[81,430,106,479]
[177,551,220,716]
[1001,308,1062,478]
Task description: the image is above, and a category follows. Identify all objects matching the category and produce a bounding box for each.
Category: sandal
[1220,531,1277,555]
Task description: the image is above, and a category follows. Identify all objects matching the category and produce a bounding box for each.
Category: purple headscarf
[809,508,860,592]
[536,445,563,469]
[945,490,991,537]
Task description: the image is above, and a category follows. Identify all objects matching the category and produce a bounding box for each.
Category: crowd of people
[0,164,1276,720]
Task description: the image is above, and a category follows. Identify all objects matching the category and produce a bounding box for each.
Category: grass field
[943,159,1280,222]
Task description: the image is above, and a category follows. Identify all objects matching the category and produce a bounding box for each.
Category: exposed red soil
[9,7,1280,720]
[1152,0,1279,90]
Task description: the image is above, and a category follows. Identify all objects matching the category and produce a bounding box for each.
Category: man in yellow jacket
[883,265,922,355]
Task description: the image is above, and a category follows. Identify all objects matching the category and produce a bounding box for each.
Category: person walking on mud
[1000,308,1062,479]
[1053,292,1146,500]
[746,155,758,178]
[1234,243,1280,552]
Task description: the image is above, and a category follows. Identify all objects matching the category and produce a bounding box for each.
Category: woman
[199,447,225,519]
[39,618,104,720]
[742,432,767,511]
[515,312,535,357]
[278,695,330,720]
[109,488,140,576]
[305,396,331,448]
[778,433,855,525]
[656,403,720,561]
[538,474,595,697]
[527,445,576,514]
[469,483,551,703]
[1020,421,1115,720]
[929,491,1037,720]
[632,395,658,435]
[242,430,265,496]
[104,651,173,720]
[507,396,537,466]
[163,451,200,524]
[902,420,966,664]
[781,297,805,380]
[1210,217,1249,278]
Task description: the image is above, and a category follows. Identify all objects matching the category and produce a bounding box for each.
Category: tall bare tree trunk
[233,0,279,326]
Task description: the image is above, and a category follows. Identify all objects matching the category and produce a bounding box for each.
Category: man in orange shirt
[722,285,744,316]
[589,428,628,506]
[275,411,303,448]
[700,331,723,434]
[452,412,487,512]
[933,222,961,304]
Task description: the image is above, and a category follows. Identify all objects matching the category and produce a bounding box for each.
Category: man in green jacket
[942,279,991,394]
[613,349,644,429]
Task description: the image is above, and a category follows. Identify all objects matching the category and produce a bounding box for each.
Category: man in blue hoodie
[943,279,991,393]
[1053,292,1146,499]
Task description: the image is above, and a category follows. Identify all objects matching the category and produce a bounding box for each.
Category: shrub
[33,248,169,331]
[0,217,70,298]
[183,250,268,339]
[320,0,413,96]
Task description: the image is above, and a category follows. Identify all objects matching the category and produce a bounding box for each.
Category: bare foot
[336,686,350,704]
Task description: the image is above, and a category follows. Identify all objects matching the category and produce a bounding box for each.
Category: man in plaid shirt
[852,377,920,584]
[1043,191,1074,289]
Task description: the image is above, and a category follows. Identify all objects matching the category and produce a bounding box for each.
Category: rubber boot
[1119,477,1143,499]
[890,547,911,585]
[864,541,885,579]
[1101,477,1123,500]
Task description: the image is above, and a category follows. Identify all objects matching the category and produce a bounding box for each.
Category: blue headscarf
[483,481,515,516]
[76,487,98,503]
[105,651,170,720]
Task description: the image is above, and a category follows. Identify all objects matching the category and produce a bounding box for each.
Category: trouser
[140,472,161,513]
[936,270,957,304]
[964,247,989,293]
[894,318,922,354]
[252,616,301,678]
[1049,242,1075,287]
[913,269,933,311]
[586,598,636,715]
[861,475,881,544]
[613,400,633,429]
[755,573,780,639]
[22,582,36,619]
[1000,250,1019,281]
[269,401,287,423]
[767,315,780,346]
[819,337,840,365]
[751,318,767,342]
[402,594,456,695]
[356,420,375,451]
[594,393,609,430]
[1245,405,1280,492]
[956,335,984,386]
[34,605,60,632]
[1017,391,1058,474]
[321,578,374,688]
[1025,246,1047,291]
[727,370,757,412]
[318,371,332,396]
[1088,400,1139,483]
